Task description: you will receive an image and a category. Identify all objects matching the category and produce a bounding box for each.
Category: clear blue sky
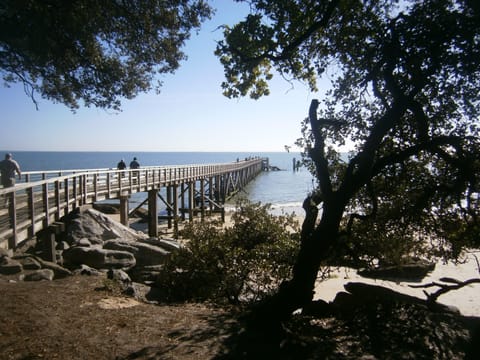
[0,1,330,153]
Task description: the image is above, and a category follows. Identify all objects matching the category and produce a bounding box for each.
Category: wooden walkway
[0,158,266,249]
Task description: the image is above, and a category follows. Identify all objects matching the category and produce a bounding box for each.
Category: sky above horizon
[0,1,331,153]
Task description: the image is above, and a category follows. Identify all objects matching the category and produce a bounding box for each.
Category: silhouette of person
[0,153,21,188]
[129,157,140,184]
[130,157,140,169]
[117,159,126,170]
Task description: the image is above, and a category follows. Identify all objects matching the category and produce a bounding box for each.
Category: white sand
[314,250,480,317]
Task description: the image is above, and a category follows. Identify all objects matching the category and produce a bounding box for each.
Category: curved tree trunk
[254,199,345,321]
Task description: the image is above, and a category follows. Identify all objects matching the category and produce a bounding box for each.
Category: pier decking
[0,158,265,249]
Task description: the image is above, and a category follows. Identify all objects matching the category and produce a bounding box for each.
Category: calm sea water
[3,151,315,216]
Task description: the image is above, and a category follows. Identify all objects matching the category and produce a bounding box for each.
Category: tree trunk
[254,200,344,321]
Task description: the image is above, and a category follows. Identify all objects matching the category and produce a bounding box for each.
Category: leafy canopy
[216,0,480,266]
[0,0,212,111]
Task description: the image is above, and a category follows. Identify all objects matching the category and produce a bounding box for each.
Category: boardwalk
[0,158,266,249]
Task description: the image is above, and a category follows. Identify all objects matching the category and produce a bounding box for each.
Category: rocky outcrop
[66,208,148,245]
[0,206,182,298]
[103,239,170,267]
[63,246,136,270]
[0,252,72,281]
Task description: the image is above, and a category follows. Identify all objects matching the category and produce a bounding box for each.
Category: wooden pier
[0,158,265,249]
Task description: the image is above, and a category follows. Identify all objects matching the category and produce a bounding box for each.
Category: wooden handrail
[0,158,265,248]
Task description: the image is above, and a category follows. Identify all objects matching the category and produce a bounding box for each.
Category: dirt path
[0,275,240,360]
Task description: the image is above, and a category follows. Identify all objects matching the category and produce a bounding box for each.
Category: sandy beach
[313,250,480,317]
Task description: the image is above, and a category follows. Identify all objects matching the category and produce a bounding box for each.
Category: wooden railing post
[64,178,69,216]
[42,182,50,228]
[107,172,112,197]
[7,191,17,249]
[55,180,60,221]
[119,195,129,226]
[46,222,64,263]
[27,187,35,238]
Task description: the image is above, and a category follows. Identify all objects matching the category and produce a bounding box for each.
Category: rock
[21,269,55,281]
[128,264,164,283]
[0,258,23,275]
[66,208,147,245]
[107,269,132,290]
[13,254,72,279]
[341,282,459,314]
[124,282,164,304]
[0,248,13,259]
[139,237,183,252]
[93,202,120,214]
[103,239,170,267]
[130,207,149,221]
[18,256,42,270]
[358,260,435,281]
[76,238,93,247]
[75,238,93,250]
[56,241,70,250]
[36,259,73,279]
[73,264,103,276]
[63,246,136,270]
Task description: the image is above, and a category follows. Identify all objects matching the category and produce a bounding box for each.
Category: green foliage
[217,0,480,270]
[155,200,300,304]
[0,0,212,110]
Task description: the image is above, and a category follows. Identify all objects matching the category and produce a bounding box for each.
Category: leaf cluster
[154,200,300,304]
[0,0,212,110]
[217,0,480,267]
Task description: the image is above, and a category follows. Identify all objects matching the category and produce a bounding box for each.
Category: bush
[155,200,301,304]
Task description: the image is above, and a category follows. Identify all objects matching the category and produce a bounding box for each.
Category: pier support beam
[188,182,194,222]
[167,186,172,229]
[173,185,178,237]
[148,189,158,238]
[119,195,129,226]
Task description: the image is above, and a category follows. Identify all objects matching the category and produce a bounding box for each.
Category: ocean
[3,151,315,216]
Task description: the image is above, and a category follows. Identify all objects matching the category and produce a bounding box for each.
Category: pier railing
[0,158,264,249]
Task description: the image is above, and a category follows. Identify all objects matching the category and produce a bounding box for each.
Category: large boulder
[358,259,436,282]
[0,257,22,275]
[66,208,148,245]
[63,246,136,270]
[20,269,55,281]
[138,237,183,252]
[103,239,170,267]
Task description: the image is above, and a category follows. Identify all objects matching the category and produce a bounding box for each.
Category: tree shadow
[118,285,480,359]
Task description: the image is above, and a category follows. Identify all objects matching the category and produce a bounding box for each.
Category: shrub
[155,200,301,304]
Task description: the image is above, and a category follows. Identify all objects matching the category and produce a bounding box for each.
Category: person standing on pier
[117,159,127,178]
[129,157,140,169]
[0,153,21,188]
[130,157,140,184]
[117,159,126,170]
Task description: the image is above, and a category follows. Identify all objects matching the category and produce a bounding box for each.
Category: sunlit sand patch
[97,297,140,309]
